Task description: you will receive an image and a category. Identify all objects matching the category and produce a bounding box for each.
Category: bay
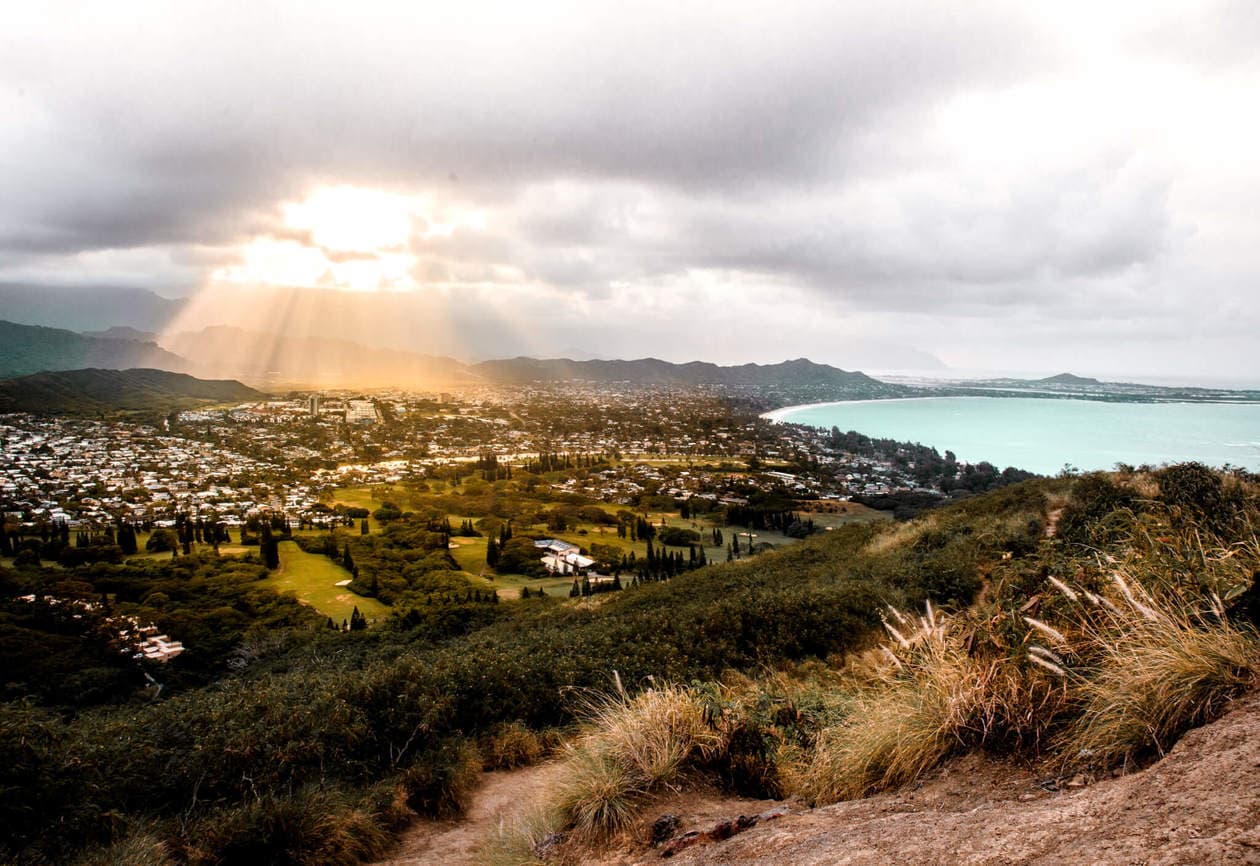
[766,397,1260,475]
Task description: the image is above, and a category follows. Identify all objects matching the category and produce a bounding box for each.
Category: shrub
[657,526,700,547]
[398,739,483,819]
[483,722,546,770]
[144,529,176,553]
[177,787,392,866]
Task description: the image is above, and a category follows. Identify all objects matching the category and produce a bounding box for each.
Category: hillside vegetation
[2,463,1257,865]
[0,320,191,379]
[0,368,261,414]
[483,463,1260,864]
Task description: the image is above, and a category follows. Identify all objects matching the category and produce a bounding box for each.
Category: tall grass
[480,683,730,863]
[1049,571,1259,769]
[788,604,1047,802]
[792,520,1260,802]
[71,832,174,866]
[555,684,727,839]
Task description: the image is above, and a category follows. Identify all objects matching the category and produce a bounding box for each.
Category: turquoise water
[769,397,1260,475]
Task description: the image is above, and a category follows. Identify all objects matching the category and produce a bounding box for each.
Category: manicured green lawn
[261,540,390,625]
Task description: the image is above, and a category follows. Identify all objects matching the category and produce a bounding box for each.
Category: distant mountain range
[0,320,191,379]
[0,284,183,333]
[0,319,903,403]
[0,368,262,414]
[0,284,949,371]
[470,356,882,388]
[161,325,471,386]
[81,326,160,342]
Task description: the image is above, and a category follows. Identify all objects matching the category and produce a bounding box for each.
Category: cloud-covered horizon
[3,1,1259,379]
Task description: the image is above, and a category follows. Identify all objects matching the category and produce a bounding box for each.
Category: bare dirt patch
[373,763,562,866]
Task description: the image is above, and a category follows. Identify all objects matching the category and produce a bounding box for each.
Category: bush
[144,529,176,553]
[398,739,483,819]
[177,787,392,866]
[1055,473,1135,546]
[482,722,546,770]
[657,526,700,547]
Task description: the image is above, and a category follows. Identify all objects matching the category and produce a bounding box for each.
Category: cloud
[1,1,1258,377]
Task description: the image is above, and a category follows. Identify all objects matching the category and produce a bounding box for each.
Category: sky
[3,1,1259,379]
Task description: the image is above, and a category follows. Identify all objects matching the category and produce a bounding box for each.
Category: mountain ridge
[0,368,262,414]
[0,320,192,379]
[468,355,883,387]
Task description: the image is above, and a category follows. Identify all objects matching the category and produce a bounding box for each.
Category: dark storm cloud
[2,1,1258,377]
[0,2,1050,259]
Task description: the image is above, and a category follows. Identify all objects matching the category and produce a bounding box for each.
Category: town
[1,384,978,539]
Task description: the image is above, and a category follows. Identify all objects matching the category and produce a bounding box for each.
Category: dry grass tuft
[476,801,563,866]
[789,605,1028,803]
[1055,575,1258,769]
[555,684,727,839]
[72,832,175,866]
[481,683,730,857]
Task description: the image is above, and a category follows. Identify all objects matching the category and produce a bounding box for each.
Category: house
[534,539,579,555]
[541,550,596,576]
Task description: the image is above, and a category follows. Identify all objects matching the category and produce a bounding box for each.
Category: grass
[789,604,1013,802]
[71,831,174,866]
[793,525,1260,803]
[260,540,390,624]
[1049,571,1259,769]
[483,683,730,860]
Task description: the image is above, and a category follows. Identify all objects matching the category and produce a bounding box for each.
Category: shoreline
[762,395,943,423]
[763,393,1260,425]
[760,396,1260,475]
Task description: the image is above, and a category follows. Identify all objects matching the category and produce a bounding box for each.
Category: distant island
[922,371,1260,405]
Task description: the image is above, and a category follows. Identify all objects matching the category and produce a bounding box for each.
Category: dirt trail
[374,763,561,866]
[379,691,1260,865]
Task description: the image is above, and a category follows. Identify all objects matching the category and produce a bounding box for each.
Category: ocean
[767,397,1260,475]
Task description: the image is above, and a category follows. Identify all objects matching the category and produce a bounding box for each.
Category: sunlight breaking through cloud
[209,185,490,294]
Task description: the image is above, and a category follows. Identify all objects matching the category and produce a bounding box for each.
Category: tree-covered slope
[0,367,261,414]
[0,320,191,379]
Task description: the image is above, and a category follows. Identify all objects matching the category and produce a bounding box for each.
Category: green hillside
[0,319,191,379]
[0,367,260,413]
[3,465,1257,864]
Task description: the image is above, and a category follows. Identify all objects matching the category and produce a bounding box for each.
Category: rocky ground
[376,690,1260,866]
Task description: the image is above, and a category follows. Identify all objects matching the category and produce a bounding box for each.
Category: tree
[260,525,280,570]
[146,528,176,553]
[486,537,499,568]
[360,518,369,535]
[116,523,138,556]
